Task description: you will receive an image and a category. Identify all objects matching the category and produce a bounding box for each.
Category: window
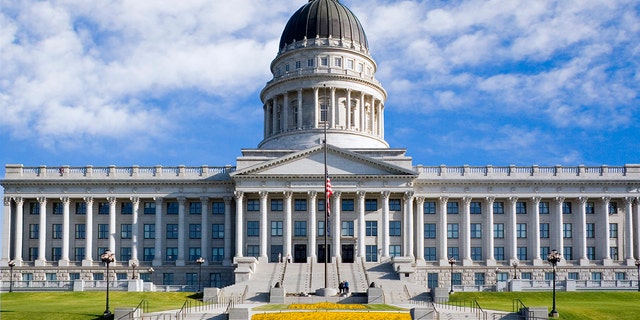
[186,273,198,287]
[357,63,364,72]
[365,199,377,211]
[120,247,131,261]
[29,248,38,261]
[295,61,301,69]
[271,221,283,236]
[212,201,225,214]
[389,245,401,257]
[564,247,573,260]
[52,224,62,239]
[389,199,401,211]
[166,224,178,239]
[163,273,174,285]
[188,247,201,261]
[320,56,328,66]
[308,58,314,67]
[342,199,355,211]
[540,223,550,238]
[365,245,378,262]
[143,247,154,261]
[424,201,436,214]
[189,202,202,215]
[121,224,132,239]
[494,247,505,260]
[587,247,596,260]
[334,57,342,67]
[541,247,550,259]
[389,221,401,236]
[318,221,325,237]
[30,202,40,215]
[247,199,259,211]
[341,221,354,236]
[347,59,354,69]
[165,248,178,261]
[447,202,459,214]
[517,247,527,260]
[609,223,618,238]
[470,223,482,239]
[271,199,283,211]
[143,202,155,214]
[121,202,132,215]
[76,224,86,240]
[242,221,257,237]
[116,273,127,280]
[98,202,109,214]
[521,272,532,280]
[211,247,224,262]
[189,224,201,239]
[615,272,626,280]
[591,272,602,281]
[447,247,459,260]
[471,247,483,261]
[609,202,618,214]
[74,248,85,261]
[470,202,482,214]
[610,247,619,260]
[516,202,527,214]
[76,202,86,215]
[366,221,377,236]
[424,223,436,239]
[294,199,307,211]
[53,202,63,215]
[69,272,80,280]
[285,64,290,72]
[544,272,553,281]
[29,224,39,239]
[474,273,485,286]
[166,202,178,215]
[424,247,437,261]
[46,273,58,281]
[494,223,504,238]
[562,201,572,214]
[318,199,325,212]
[517,223,527,238]
[210,273,222,288]
[447,223,459,239]
[98,224,109,239]
[452,273,462,285]
[586,223,595,238]
[539,202,550,214]
[586,202,595,214]
[247,245,259,258]
[563,223,572,238]
[295,221,307,237]
[213,223,225,238]
[493,202,504,214]
[144,224,155,239]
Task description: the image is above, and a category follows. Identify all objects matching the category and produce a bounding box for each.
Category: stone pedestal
[203,287,221,302]
[509,279,523,292]
[315,287,338,297]
[73,279,85,292]
[127,279,143,292]
[525,307,549,320]
[270,287,286,304]
[411,307,436,320]
[431,287,449,302]
[229,308,250,320]
[367,287,384,304]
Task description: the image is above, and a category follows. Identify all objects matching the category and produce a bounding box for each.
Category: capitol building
[2,0,640,294]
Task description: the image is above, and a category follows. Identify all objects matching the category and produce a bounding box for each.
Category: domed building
[2,0,640,298]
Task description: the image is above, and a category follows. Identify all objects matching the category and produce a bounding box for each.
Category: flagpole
[323,84,328,290]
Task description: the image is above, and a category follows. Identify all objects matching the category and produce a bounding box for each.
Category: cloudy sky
[1,0,639,179]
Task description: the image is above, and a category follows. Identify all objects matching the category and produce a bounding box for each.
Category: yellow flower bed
[252,312,410,320]
[288,302,367,310]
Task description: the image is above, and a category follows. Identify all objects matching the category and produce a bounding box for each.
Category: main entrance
[341,244,354,263]
[317,244,332,263]
[293,244,307,263]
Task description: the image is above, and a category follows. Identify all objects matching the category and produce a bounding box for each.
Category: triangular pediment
[232,145,417,178]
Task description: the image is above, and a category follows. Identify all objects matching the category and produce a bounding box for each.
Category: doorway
[341,244,354,263]
[317,244,332,263]
[294,244,307,263]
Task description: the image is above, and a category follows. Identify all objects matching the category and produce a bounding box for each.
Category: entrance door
[294,244,307,263]
[341,244,354,263]
[317,244,331,263]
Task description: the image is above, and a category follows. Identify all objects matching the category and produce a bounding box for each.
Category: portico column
[553,197,565,259]
[83,197,94,266]
[415,197,425,262]
[461,197,472,265]
[284,191,293,260]
[223,196,233,265]
[381,191,390,258]
[332,191,342,262]
[13,197,24,263]
[35,197,47,266]
[259,192,268,261]
[200,197,209,266]
[346,90,352,130]
[60,197,71,265]
[176,197,186,266]
[108,197,117,254]
[2,197,13,263]
[485,197,496,265]
[508,197,518,262]
[263,103,268,138]
[624,197,634,265]
[282,92,289,131]
[368,96,374,134]
[330,87,336,127]
[531,197,542,265]
[359,92,365,131]
[577,197,589,265]
[437,197,449,265]
[131,197,140,263]
[600,197,612,264]
[234,191,244,258]
[357,191,366,259]
[403,191,414,258]
[272,96,279,135]
[152,197,163,266]
[297,89,303,129]
[313,88,319,128]
[308,191,318,262]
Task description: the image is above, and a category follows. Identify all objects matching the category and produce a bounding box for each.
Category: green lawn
[450,291,640,320]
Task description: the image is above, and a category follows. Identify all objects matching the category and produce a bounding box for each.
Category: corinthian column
[60,197,71,265]
[357,191,366,259]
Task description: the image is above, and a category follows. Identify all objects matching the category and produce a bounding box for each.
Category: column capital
[308,190,317,200]
[554,196,565,204]
[462,196,472,205]
[224,196,233,204]
[3,196,11,206]
[200,196,209,202]
[438,196,449,205]
[485,196,495,204]
[12,196,24,205]
[130,196,140,204]
[415,196,425,205]
[234,191,244,200]
[601,196,611,204]
[381,190,390,200]
[403,191,414,201]
[283,191,293,199]
[531,196,541,205]
[333,191,342,199]
[176,196,186,203]
[623,197,634,206]
[83,196,94,205]
[259,191,268,199]
[37,197,47,205]
[356,191,366,200]
[508,196,518,204]
[107,196,117,205]
[577,196,588,205]
[60,196,70,204]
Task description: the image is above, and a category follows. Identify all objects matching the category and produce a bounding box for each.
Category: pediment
[232,145,417,178]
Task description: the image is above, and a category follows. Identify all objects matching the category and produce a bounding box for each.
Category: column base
[82,259,94,267]
[462,259,474,266]
[415,259,426,267]
[175,260,185,267]
[579,258,590,266]
[602,258,614,266]
[223,259,233,267]
[439,259,451,267]
[532,258,545,266]
[152,259,162,267]
[35,259,47,267]
[626,258,637,266]
[58,259,70,266]
[485,259,497,267]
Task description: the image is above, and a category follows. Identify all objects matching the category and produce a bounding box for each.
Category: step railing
[117,300,148,320]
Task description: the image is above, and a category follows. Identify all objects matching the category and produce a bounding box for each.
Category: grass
[450,291,640,320]
[253,303,405,311]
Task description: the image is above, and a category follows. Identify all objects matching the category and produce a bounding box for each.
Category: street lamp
[547,249,562,318]
[512,261,519,279]
[147,267,154,283]
[100,250,116,319]
[131,261,138,279]
[8,260,15,293]
[196,257,205,292]
[635,259,640,292]
[448,257,456,294]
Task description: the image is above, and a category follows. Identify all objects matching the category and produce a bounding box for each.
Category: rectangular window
[294,199,307,211]
[166,202,178,215]
[564,247,573,260]
[211,247,224,262]
[98,202,109,215]
[166,224,179,239]
[320,56,328,66]
[610,223,618,238]
[334,57,342,67]
[366,221,378,236]
[29,224,39,239]
[521,272,532,280]
[342,199,355,211]
[540,223,550,238]
[186,273,198,287]
[517,223,527,238]
[365,245,378,262]
[494,223,504,238]
[494,247,505,260]
[144,224,155,239]
[212,201,225,214]
[98,224,109,239]
[188,247,201,261]
[189,202,202,215]
[121,202,132,215]
[294,221,307,237]
[347,59,354,69]
[586,202,595,214]
[389,221,401,236]
[541,247,550,259]
[424,201,436,214]
[516,202,527,214]
[318,199,325,212]
[610,247,619,260]
[213,223,225,238]
[52,224,62,239]
[424,223,437,239]
[567,272,579,280]
[388,199,401,211]
[447,223,459,239]
[474,273,485,286]
[210,273,222,288]
[74,248,85,261]
[470,202,482,214]
[587,246,596,260]
[29,248,38,261]
[189,224,202,239]
[165,248,178,261]
[245,199,259,212]
[493,202,504,214]
[447,247,459,260]
[245,221,258,237]
[563,223,572,238]
[389,245,401,257]
[120,247,131,262]
[341,221,354,236]
[75,224,85,239]
[53,202,63,215]
[452,273,462,285]
[424,247,437,261]
[307,59,315,67]
[76,202,86,215]
[615,272,626,280]
[586,223,595,238]
[295,61,301,69]
[447,201,459,214]
[539,202,550,214]
[517,247,527,260]
[143,247,154,261]
[470,223,482,239]
[562,201,572,214]
[271,199,283,211]
[609,202,618,214]
[471,247,482,261]
[247,245,259,258]
[143,202,156,214]
[318,221,325,237]
[121,224,132,239]
[30,202,40,215]
[365,199,378,211]
[271,221,283,236]
[163,273,174,285]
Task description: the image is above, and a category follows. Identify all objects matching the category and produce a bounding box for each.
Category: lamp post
[448,257,456,294]
[131,261,138,279]
[8,260,15,293]
[148,267,154,283]
[547,249,562,318]
[100,250,115,319]
[635,259,640,292]
[196,257,205,292]
[512,261,519,279]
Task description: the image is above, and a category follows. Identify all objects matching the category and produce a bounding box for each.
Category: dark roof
[279,0,368,50]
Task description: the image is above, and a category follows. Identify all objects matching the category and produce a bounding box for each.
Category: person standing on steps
[345,281,349,293]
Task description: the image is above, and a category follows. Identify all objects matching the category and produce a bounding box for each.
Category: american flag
[325,176,333,217]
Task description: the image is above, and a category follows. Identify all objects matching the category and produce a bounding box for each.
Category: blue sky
[1,0,639,180]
